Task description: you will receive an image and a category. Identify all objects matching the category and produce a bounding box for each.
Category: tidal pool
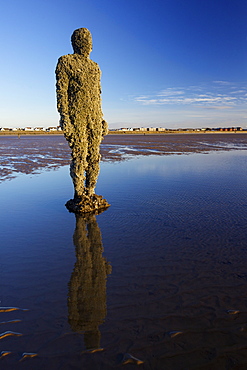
[0,148,247,369]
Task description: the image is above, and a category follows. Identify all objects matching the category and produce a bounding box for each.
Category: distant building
[46,126,60,132]
[34,127,45,131]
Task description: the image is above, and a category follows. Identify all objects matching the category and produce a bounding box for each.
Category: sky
[0,0,246,129]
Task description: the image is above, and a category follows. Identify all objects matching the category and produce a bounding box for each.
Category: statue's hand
[60,115,74,139]
[60,114,69,129]
[102,120,108,136]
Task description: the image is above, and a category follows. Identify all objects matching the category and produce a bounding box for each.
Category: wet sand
[101,133,247,159]
[0,133,246,182]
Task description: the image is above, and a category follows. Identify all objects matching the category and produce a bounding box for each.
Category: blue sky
[1,0,246,129]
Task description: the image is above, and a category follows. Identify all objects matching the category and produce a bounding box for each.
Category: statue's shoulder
[90,58,99,67]
[56,54,81,75]
[57,54,75,65]
[88,59,101,73]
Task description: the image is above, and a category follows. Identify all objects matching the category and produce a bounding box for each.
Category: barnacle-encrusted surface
[55,28,109,213]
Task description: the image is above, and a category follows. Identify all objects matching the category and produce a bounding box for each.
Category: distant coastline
[0,130,64,135]
[0,129,246,136]
[108,130,246,135]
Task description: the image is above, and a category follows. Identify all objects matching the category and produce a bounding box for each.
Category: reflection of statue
[55,28,110,214]
[68,214,111,351]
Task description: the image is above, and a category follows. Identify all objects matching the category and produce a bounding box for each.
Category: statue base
[65,194,110,215]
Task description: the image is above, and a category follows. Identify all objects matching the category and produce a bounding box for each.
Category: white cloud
[204,106,233,110]
[157,89,185,97]
[134,82,247,107]
[231,90,246,94]
[213,80,232,85]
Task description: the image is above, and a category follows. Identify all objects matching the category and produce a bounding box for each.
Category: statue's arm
[102,119,108,136]
[95,63,108,136]
[55,57,73,137]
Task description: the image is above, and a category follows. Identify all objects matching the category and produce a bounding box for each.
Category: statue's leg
[70,146,88,200]
[85,137,101,196]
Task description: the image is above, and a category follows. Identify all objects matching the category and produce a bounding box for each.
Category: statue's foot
[65,194,110,215]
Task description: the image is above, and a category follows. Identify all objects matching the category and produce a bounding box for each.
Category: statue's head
[71,28,92,56]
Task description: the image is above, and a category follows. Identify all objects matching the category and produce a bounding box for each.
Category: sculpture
[55,28,110,213]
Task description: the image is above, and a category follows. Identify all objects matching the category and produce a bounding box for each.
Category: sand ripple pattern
[0,306,38,365]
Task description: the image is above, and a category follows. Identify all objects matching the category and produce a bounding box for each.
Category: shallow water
[0,145,247,369]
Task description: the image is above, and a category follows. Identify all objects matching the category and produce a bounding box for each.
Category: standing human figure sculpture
[55,28,109,213]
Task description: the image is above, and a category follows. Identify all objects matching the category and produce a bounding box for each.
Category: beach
[0,134,247,369]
